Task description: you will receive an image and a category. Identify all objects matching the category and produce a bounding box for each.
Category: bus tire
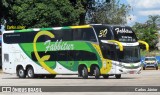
[82,66,88,79]
[115,74,121,79]
[17,67,26,78]
[156,66,158,70]
[94,66,100,79]
[103,75,109,79]
[27,67,35,78]
[46,75,56,79]
[38,75,45,78]
[143,67,145,70]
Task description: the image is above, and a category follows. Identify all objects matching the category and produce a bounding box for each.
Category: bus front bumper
[118,67,142,74]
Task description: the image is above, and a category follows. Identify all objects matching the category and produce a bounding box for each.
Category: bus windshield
[117,46,140,63]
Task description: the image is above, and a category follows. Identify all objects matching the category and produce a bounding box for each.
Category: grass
[141,49,160,56]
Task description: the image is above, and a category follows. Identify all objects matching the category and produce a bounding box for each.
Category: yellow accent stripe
[88,68,90,72]
[107,40,123,51]
[138,40,149,51]
[70,25,91,29]
[33,31,57,74]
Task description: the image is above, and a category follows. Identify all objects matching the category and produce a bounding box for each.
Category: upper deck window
[93,25,137,43]
[93,25,113,41]
[3,27,97,44]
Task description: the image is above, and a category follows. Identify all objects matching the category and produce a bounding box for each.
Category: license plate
[129,71,134,74]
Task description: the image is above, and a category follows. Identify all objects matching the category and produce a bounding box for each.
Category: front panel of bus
[93,25,141,74]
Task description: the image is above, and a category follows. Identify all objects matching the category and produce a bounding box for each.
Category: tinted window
[52,29,73,41]
[31,50,97,61]
[3,32,37,44]
[73,28,97,42]
[3,31,58,44]
[93,25,113,41]
[101,44,117,60]
[3,28,97,44]
[117,46,140,63]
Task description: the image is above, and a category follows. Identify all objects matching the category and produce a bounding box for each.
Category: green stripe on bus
[86,42,102,68]
[15,29,34,32]
[40,28,53,31]
[61,26,71,30]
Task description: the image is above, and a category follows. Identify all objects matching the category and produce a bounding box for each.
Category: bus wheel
[143,67,145,70]
[46,75,56,79]
[115,74,121,79]
[156,66,158,70]
[94,66,100,79]
[103,75,109,79]
[17,67,26,78]
[27,67,35,78]
[38,75,45,78]
[82,67,88,79]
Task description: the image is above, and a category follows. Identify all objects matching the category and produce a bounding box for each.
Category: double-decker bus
[2,24,149,79]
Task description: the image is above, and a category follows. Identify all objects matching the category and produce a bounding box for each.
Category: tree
[1,0,85,28]
[132,15,160,50]
[1,0,130,28]
[147,15,160,29]
[0,0,8,25]
[69,0,130,25]
[69,0,94,25]
[85,0,130,24]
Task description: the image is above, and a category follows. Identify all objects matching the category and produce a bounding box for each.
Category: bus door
[110,47,118,74]
[102,44,118,74]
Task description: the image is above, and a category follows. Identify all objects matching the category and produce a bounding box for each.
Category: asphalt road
[0,69,160,95]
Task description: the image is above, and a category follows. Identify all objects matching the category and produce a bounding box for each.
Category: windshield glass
[145,58,156,61]
[93,25,138,43]
[117,46,140,63]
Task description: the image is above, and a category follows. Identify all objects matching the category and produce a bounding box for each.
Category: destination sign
[115,28,133,34]
[113,27,137,42]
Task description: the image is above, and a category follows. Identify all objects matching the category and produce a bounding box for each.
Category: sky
[120,0,160,26]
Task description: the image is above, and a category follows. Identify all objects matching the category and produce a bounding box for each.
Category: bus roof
[91,24,130,28]
[4,24,131,33]
[10,25,92,32]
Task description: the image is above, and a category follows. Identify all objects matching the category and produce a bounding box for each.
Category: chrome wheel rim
[19,69,24,77]
[28,69,33,77]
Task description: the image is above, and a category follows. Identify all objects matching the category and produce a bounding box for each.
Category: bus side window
[110,51,116,60]
[73,29,82,40]
[82,28,97,42]
[73,28,97,42]
[51,30,63,40]
[63,29,72,41]
[102,44,117,60]
[57,51,68,61]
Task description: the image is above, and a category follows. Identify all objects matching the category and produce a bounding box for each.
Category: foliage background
[0,0,130,28]
[0,0,160,51]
